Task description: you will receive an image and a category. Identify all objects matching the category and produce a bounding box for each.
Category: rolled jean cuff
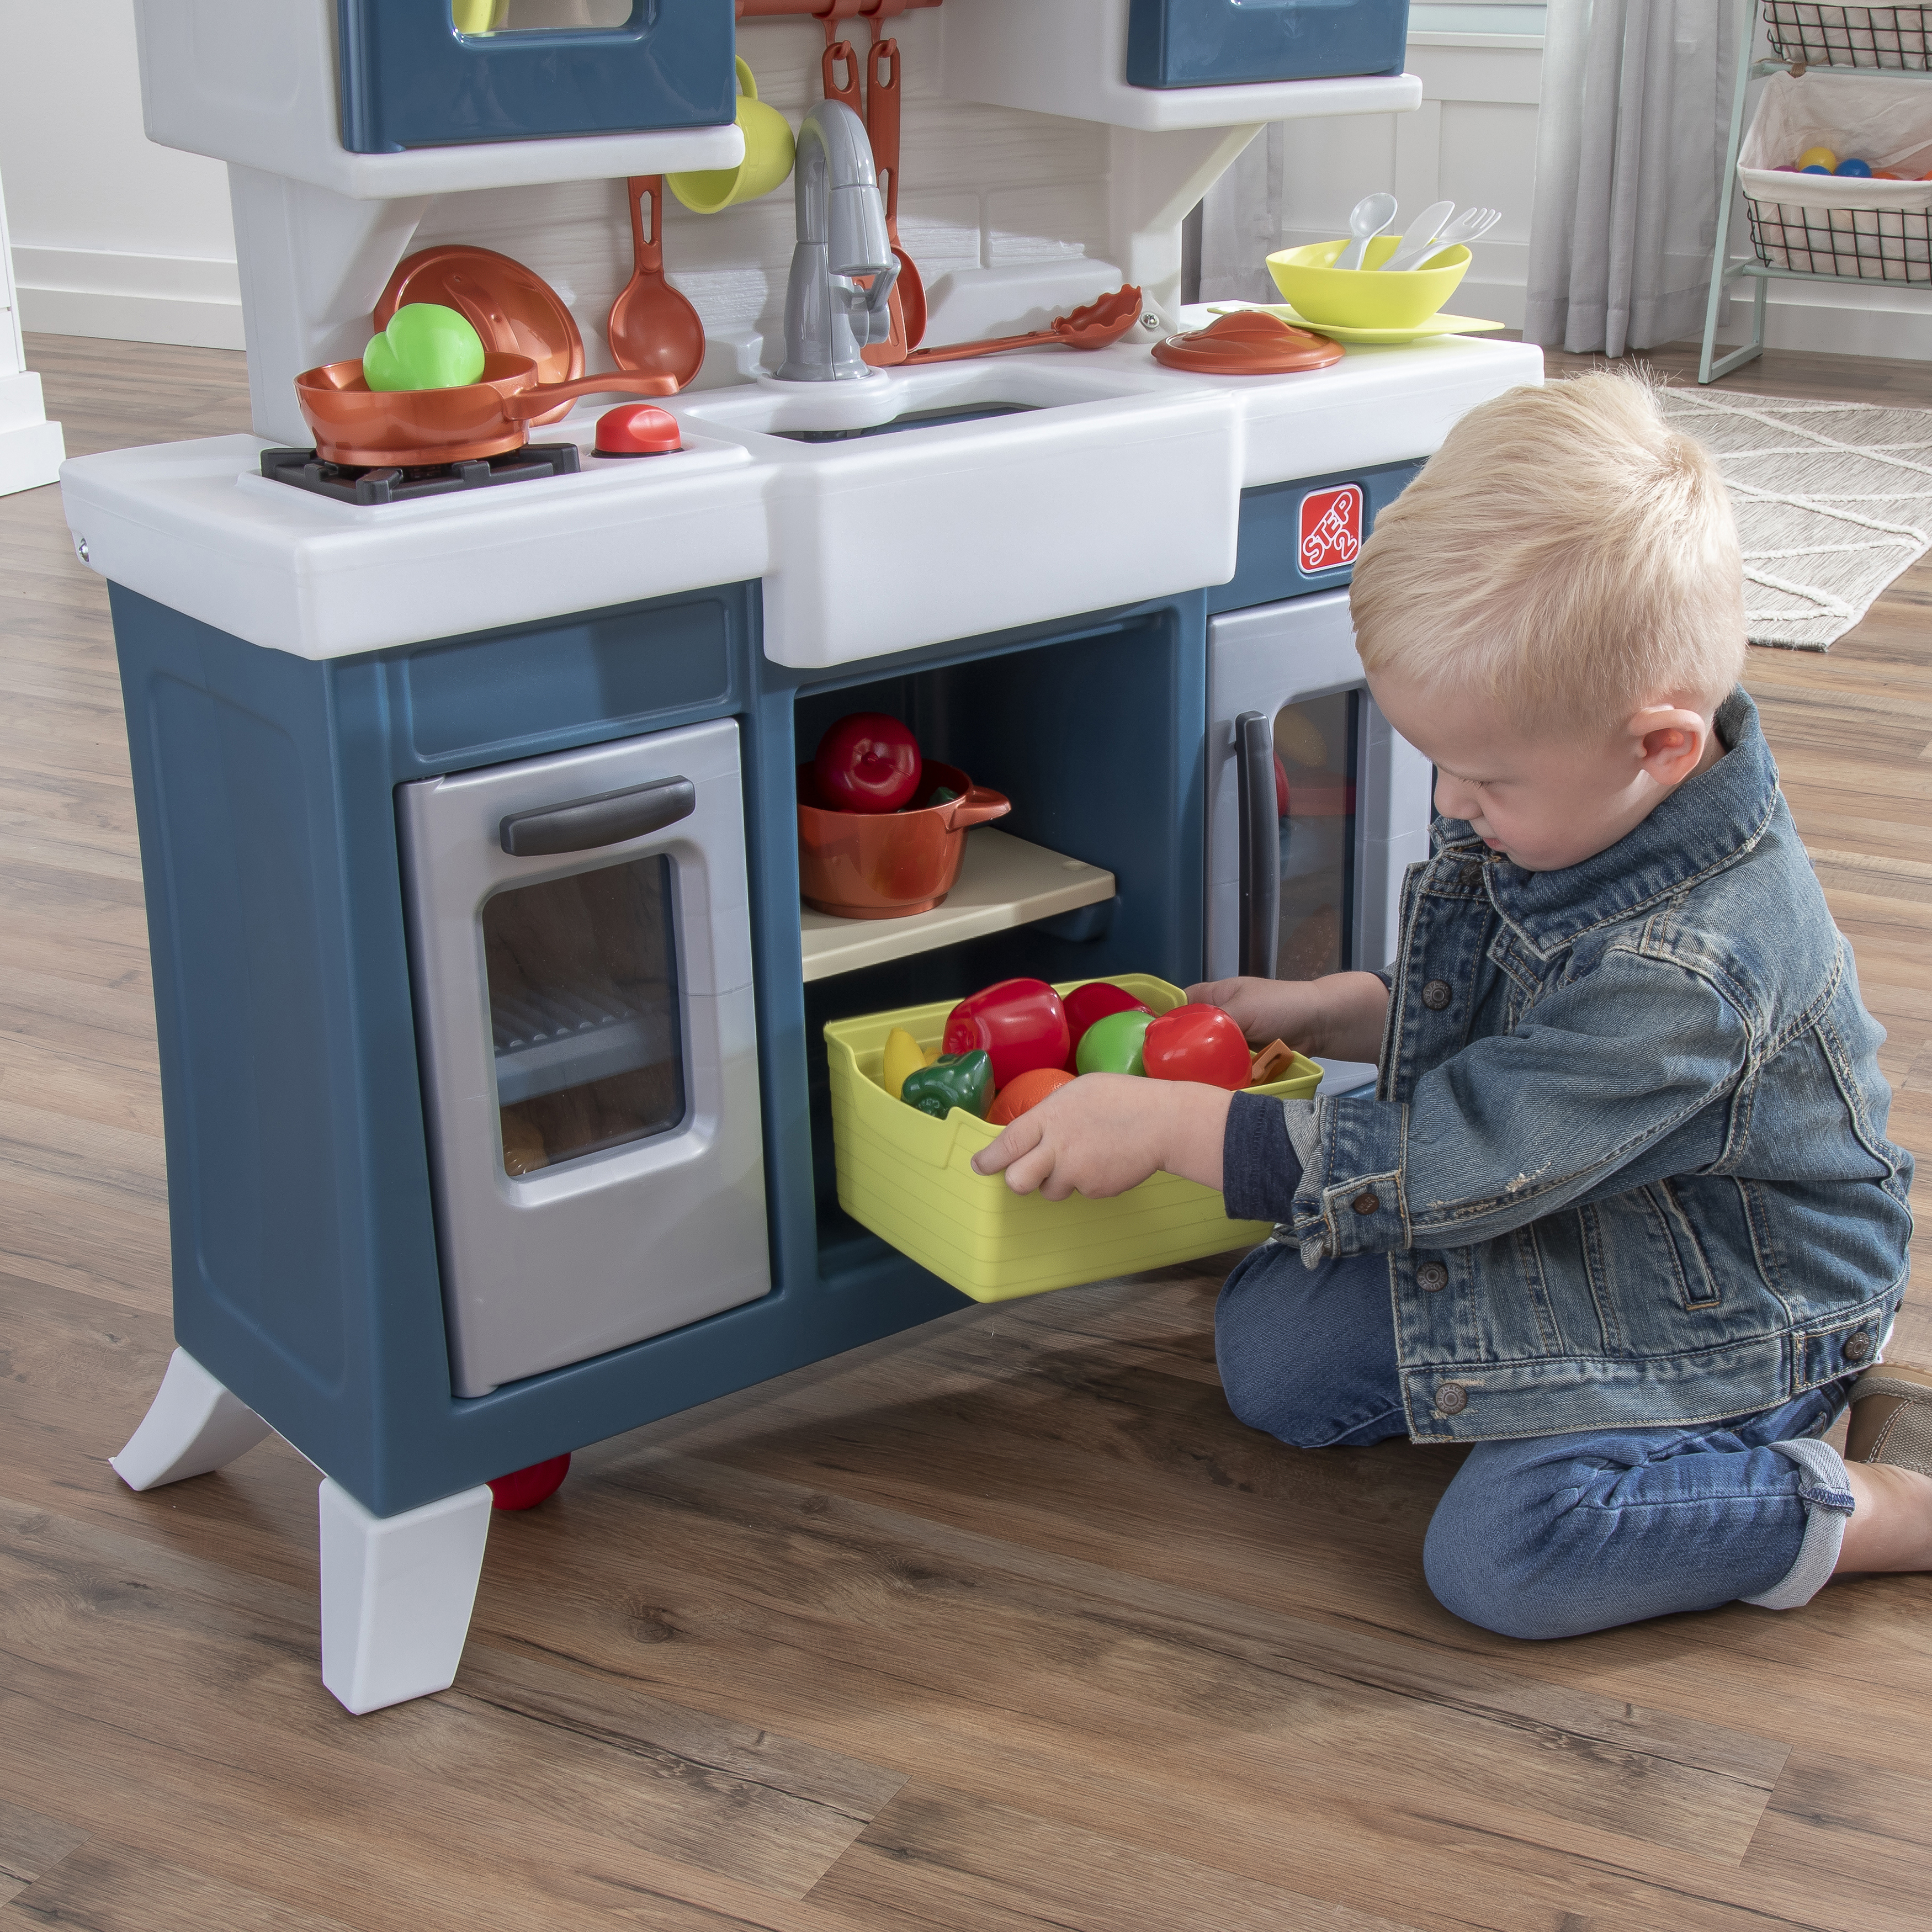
[1740,1437,1855,1610]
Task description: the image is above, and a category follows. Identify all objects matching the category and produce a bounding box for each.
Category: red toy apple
[943,978,1071,1088]
[1143,1004,1252,1091]
[488,1452,571,1511]
[813,713,922,814]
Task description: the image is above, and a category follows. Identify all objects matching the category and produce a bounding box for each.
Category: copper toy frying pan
[294,354,675,469]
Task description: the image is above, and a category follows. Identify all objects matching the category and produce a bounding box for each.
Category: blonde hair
[1349,373,1747,734]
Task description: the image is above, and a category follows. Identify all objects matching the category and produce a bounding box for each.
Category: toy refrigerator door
[1206,588,1432,985]
[399,716,768,1397]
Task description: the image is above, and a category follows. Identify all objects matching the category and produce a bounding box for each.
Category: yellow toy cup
[667,57,796,214]
[1266,236,1471,331]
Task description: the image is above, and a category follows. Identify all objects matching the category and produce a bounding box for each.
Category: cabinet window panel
[481,854,686,1174]
[1273,692,1357,980]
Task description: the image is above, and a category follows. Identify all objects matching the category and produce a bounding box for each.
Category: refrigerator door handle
[1235,711,1280,980]
[498,777,696,857]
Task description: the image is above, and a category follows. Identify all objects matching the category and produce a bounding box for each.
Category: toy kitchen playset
[60,0,1542,1715]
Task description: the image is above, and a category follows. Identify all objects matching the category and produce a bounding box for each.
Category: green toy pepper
[900,1049,993,1121]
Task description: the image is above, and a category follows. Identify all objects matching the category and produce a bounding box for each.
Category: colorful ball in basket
[667,58,795,214]
[1265,237,1471,331]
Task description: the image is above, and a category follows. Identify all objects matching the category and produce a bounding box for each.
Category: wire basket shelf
[1745,192,1932,275]
[1762,1,1932,70]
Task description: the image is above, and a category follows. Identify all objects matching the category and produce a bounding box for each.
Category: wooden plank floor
[3,332,1931,1932]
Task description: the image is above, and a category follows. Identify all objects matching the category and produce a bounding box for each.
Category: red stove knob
[594,404,682,458]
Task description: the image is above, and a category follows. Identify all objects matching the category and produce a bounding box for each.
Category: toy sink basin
[1266,238,1471,331]
[825,974,1323,1303]
[670,359,1243,671]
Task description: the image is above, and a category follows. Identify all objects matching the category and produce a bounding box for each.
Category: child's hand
[970,1073,1233,1199]
[1186,970,1390,1065]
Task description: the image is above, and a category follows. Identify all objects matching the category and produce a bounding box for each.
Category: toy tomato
[813,712,921,813]
[1061,980,1152,1067]
[943,978,1070,1088]
[985,1065,1075,1127]
[1076,1008,1153,1076]
[1143,1004,1252,1090]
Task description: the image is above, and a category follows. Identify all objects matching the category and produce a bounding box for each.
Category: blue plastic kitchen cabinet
[104,455,1419,1712]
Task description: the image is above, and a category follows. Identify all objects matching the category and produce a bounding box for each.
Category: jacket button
[1458,862,1483,887]
[1435,1382,1468,1415]
[1351,1191,1381,1215]
[1422,979,1452,1011]
[1844,1330,1873,1363]
[1416,1262,1448,1292]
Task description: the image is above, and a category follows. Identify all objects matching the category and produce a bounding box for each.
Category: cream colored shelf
[799,828,1116,983]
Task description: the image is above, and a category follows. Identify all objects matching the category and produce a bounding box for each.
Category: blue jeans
[1216,1243,1860,1639]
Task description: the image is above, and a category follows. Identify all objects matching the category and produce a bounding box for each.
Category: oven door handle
[499,777,696,857]
[1235,712,1280,980]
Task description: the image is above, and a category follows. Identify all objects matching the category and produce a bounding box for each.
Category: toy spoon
[1334,193,1398,272]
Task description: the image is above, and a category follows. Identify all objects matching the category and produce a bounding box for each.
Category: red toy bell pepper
[942,978,1070,1089]
[1060,980,1153,1069]
[1142,1003,1252,1091]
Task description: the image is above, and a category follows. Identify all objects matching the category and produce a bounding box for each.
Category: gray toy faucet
[777,98,900,381]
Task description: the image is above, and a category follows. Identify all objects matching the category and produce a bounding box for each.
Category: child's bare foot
[1835,1365,1932,1575]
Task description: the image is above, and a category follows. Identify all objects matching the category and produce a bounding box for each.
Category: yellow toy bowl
[825,974,1324,1304]
[1266,237,1471,331]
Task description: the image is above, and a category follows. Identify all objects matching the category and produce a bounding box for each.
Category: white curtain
[1524,0,1739,355]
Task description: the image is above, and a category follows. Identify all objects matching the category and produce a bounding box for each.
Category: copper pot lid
[1151,310,1344,375]
[376,246,585,424]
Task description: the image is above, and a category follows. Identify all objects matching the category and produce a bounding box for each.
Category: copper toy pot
[293,353,676,468]
[797,761,1010,919]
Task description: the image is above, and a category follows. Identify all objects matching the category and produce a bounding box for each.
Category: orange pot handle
[502,370,678,420]
[936,784,1010,832]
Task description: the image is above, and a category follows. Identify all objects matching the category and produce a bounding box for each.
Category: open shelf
[799,827,1115,983]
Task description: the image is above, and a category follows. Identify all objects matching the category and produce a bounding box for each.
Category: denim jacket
[1224,691,1912,1442]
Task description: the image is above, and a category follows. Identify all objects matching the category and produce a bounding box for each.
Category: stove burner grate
[259,443,581,506]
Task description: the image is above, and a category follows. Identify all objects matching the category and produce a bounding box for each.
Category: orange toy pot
[293,353,676,468]
[797,760,1010,919]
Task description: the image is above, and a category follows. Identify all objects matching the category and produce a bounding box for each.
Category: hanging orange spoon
[607,176,706,390]
[864,37,926,360]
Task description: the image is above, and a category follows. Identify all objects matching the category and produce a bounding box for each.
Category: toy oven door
[399,716,768,1398]
[1206,587,1434,986]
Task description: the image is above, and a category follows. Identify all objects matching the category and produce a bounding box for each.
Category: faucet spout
[777,99,899,383]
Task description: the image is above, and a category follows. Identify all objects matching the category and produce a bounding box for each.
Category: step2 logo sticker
[1299,484,1362,574]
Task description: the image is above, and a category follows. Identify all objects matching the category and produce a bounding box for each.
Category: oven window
[1273,693,1357,979]
[481,855,686,1175]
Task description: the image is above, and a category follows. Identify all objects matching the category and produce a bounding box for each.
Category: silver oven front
[1207,589,1433,986]
[399,716,768,1398]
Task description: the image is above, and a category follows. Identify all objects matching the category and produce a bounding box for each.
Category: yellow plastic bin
[824,975,1323,1303]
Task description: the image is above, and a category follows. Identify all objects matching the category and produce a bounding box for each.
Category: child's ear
[1628,705,1711,788]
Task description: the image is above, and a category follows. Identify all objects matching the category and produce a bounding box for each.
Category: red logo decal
[1299,484,1362,574]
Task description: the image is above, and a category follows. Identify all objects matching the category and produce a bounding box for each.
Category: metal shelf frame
[1699,14,1932,382]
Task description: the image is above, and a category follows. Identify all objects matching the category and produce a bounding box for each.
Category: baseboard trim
[16,287,246,352]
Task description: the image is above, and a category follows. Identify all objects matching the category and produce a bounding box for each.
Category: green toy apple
[1075,1009,1154,1078]
[362,302,486,392]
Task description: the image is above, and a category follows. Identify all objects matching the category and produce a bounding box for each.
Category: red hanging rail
[735,0,939,19]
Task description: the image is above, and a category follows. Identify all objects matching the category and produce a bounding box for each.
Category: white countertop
[60,324,1543,670]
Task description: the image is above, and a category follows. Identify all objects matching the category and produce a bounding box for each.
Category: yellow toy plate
[824,975,1322,1304]
[1211,302,1505,345]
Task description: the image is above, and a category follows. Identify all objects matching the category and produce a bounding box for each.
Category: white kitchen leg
[110,1347,273,1491]
[317,1478,493,1716]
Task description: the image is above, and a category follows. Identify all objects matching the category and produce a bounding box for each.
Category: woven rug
[1657,388,1932,650]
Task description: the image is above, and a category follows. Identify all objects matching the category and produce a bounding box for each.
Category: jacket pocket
[1651,1179,1722,1311]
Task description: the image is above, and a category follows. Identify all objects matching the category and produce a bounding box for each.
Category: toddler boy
[974,373,1924,1638]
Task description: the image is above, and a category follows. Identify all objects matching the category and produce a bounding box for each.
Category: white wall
[0,0,242,346]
